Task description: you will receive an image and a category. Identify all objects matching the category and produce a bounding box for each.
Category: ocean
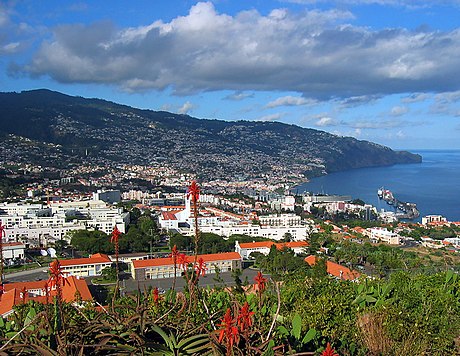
[294,150,460,222]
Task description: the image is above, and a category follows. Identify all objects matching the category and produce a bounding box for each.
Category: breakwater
[378,188,420,220]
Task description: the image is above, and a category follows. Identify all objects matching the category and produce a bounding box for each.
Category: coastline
[293,150,460,222]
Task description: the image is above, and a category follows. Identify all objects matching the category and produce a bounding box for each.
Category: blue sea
[295,150,460,222]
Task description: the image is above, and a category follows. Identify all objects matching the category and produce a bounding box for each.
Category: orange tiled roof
[304,255,360,281]
[57,253,111,267]
[161,211,178,220]
[1,276,93,316]
[133,252,241,269]
[0,288,19,316]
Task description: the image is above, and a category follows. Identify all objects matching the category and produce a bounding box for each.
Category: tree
[70,230,113,254]
[282,232,293,242]
[169,233,193,252]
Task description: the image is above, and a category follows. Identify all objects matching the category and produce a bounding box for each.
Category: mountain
[0,89,421,182]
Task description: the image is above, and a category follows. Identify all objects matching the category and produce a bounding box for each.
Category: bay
[295,150,460,222]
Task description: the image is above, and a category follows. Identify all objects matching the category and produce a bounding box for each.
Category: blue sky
[1,1,460,150]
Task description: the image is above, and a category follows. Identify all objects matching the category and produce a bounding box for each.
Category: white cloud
[17,2,460,100]
[266,95,316,108]
[339,95,381,107]
[224,91,254,101]
[178,101,195,114]
[257,113,284,121]
[315,116,339,126]
[401,93,430,103]
[390,105,409,116]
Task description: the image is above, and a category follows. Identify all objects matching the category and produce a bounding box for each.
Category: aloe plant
[149,324,213,355]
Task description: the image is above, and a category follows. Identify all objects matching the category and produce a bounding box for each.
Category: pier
[378,188,420,220]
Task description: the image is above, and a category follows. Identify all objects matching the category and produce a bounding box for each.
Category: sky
[1,1,460,150]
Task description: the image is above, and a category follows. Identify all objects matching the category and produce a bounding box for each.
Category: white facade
[0,201,129,246]
[369,227,401,245]
[235,240,308,259]
[444,237,460,248]
[422,215,448,225]
[58,253,112,277]
[199,224,310,241]
[3,243,26,262]
[4,222,86,247]
[259,213,301,226]
[0,203,44,216]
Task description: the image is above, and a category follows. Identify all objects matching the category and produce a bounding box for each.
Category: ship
[378,187,394,202]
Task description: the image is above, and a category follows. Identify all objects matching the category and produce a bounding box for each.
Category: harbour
[295,150,460,222]
[377,187,420,220]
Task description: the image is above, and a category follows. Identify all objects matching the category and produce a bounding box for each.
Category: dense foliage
[1,267,458,355]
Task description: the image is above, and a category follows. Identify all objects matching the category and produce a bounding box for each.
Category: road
[3,267,49,283]
[3,265,266,301]
[114,268,262,294]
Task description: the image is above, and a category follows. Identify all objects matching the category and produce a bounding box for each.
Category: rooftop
[133,252,241,269]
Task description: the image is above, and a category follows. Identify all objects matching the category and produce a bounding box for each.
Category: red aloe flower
[152,287,160,305]
[170,245,180,290]
[44,281,50,304]
[322,342,339,356]
[48,260,69,289]
[218,308,240,354]
[110,225,122,296]
[111,225,121,244]
[254,271,267,293]
[170,245,179,262]
[48,259,69,308]
[21,287,27,304]
[195,257,207,277]
[187,180,200,204]
[178,253,189,271]
[237,302,254,333]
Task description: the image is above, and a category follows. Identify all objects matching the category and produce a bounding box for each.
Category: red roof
[305,256,360,281]
[57,253,111,267]
[1,276,92,317]
[133,252,241,269]
[161,211,178,220]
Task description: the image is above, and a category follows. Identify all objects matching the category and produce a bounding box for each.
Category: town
[1,176,459,320]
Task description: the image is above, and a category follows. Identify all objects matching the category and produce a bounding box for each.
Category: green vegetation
[169,232,269,254]
[70,210,161,255]
[399,223,460,240]
[1,265,458,354]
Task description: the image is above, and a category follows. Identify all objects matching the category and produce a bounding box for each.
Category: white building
[0,201,129,247]
[422,215,448,225]
[200,224,310,241]
[235,240,308,259]
[3,242,26,263]
[4,222,86,247]
[444,237,460,248]
[56,253,112,277]
[259,213,301,226]
[131,252,242,280]
[159,196,312,241]
[368,227,401,245]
